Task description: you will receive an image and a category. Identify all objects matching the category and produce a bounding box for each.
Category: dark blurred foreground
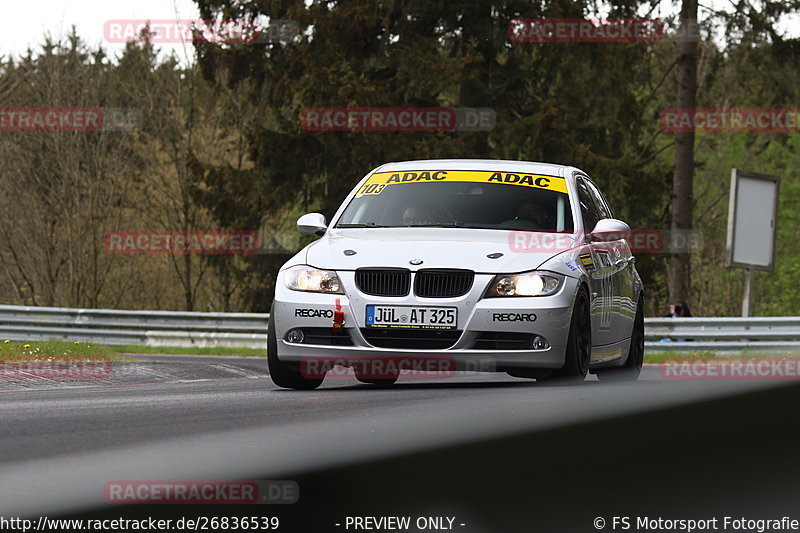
[62,382,800,532]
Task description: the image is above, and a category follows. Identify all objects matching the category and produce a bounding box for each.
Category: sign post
[725,169,780,317]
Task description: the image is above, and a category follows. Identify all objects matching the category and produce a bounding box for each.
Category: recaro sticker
[356,170,568,196]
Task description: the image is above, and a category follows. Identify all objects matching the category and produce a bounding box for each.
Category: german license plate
[365,305,457,329]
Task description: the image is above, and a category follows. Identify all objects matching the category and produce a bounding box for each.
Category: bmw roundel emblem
[409,259,424,265]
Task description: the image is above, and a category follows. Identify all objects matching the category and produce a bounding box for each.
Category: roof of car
[374,159,572,176]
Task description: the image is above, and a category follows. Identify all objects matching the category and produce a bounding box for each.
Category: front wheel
[553,287,592,381]
[596,295,644,382]
[267,306,324,390]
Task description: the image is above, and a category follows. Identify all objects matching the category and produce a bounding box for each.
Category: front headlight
[485,271,563,297]
[285,265,343,293]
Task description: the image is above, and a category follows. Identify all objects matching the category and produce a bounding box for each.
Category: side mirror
[297,213,328,236]
[590,218,631,242]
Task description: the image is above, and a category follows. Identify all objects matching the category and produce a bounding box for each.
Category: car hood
[304,228,578,273]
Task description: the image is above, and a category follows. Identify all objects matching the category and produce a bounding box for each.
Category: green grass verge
[0,340,134,363]
[0,340,265,361]
[112,345,267,357]
[644,348,800,364]
[644,350,720,364]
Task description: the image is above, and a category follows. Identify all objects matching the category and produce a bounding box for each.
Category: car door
[583,178,635,345]
[574,177,614,348]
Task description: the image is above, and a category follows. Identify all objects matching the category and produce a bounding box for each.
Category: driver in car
[500,201,551,230]
[401,204,436,226]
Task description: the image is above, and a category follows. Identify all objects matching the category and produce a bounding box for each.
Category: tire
[596,295,644,382]
[267,305,324,390]
[554,287,592,381]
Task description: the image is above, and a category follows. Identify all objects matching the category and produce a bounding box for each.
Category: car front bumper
[272,272,579,371]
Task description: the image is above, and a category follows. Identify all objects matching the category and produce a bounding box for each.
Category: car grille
[361,328,461,349]
[473,332,535,350]
[414,269,474,298]
[355,268,410,297]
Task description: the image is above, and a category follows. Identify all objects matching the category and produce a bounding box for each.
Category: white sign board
[726,169,779,271]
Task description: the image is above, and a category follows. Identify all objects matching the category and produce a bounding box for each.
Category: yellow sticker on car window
[356,170,568,196]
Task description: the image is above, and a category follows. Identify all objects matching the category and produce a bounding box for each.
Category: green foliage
[687,37,800,316]
[192,0,672,312]
[0,1,798,316]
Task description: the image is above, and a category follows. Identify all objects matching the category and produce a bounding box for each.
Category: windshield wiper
[337,222,491,229]
[404,223,489,229]
[336,222,389,228]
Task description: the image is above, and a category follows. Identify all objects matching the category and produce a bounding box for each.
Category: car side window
[584,179,613,220]
[575,178,602,231]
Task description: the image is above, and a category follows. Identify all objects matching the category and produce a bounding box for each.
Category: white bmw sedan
[268,159,644,389]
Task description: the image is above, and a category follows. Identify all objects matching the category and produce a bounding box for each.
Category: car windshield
[336,170,574,232]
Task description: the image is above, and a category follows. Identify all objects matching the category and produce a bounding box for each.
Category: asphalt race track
[2,354,799,532]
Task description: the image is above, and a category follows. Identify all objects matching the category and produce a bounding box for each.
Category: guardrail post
[742,266,754,318]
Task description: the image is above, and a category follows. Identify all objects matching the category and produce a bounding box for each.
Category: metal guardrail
[644,317,800,351]
[0,304,269,348]
[0,304,798,351]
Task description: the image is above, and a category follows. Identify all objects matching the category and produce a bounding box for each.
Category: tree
[668,0,698,305]
[0,33,140,307]
[191,0,671,310]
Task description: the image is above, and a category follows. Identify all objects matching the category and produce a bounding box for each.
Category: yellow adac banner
[356,170,568,196]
